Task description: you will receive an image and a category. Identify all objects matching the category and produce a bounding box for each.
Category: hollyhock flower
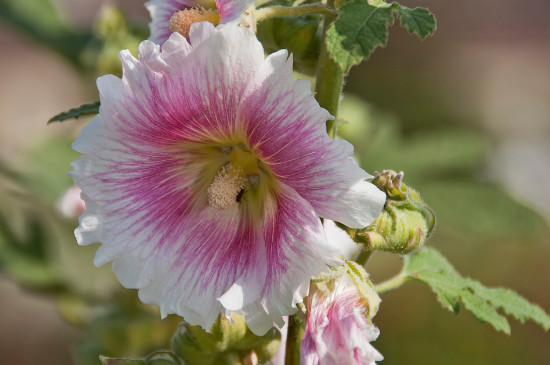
[71,23,385,334]
[146,0,256,43]
[301,273,383,365]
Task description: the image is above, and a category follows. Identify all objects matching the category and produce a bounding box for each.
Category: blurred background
[0,0,549,364]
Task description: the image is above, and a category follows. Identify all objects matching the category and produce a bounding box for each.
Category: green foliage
[48,101,100,124]
[402,247,550,334]
[0,160,64,290]
[326,0,394,72]
[396,5,437,39]
[326,1,436,71]
[171,314,281,365]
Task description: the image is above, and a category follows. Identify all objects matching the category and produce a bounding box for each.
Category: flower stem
[284,315,300,365]
[314,1,342,138]
[356,249,373,267]
[255,4,336,22]
[374,273,410,294]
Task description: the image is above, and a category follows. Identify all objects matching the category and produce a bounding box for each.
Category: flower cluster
[71,0,386,362]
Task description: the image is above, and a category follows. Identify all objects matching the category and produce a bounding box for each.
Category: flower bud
[256,16,322,76]
[354,170,435,254]
[171,314,280,365]
[302,262,383,365]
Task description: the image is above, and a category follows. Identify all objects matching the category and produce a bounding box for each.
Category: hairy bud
[354,170,435,254]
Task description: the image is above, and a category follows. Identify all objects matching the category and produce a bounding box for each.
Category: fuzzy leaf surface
[403,247,550,334]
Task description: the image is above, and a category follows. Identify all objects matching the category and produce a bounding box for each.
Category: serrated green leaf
[403,247,550,334]
[326,0,395,72]
[397,5,436,39]
[48,101,100,124]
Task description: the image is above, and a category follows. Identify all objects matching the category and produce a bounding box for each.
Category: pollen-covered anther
[169,8,220,38]
[207,163,246,209]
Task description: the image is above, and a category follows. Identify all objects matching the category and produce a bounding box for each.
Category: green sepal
[352,170,436,254]
[171,314,281,365]
[47,101,100,124]
[403,247,550,334]
[346,261,381,318]
[312,262,381,320]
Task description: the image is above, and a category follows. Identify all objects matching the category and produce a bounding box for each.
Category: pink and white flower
[301,274,384,365]
[146,0,255,44]
[71,23,385,334]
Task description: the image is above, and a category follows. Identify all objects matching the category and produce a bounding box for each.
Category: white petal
[323,219,362,261]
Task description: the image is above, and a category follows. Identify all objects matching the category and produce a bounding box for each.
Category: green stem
[284,315,300,365]
[314,1,343,138]
[374,273,410,294]
[355,249,373,267]
[255,4,336,22]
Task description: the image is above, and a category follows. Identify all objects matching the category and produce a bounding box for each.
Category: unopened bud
[354,170,435,254]
[256,16,322,76]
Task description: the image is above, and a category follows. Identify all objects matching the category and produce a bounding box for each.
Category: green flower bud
[354,170,435,254]
[257,15,322,76]
[171,314,281,365]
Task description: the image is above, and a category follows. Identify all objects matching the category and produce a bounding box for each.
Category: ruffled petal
[301,275,383,365]
[237,50,386,229]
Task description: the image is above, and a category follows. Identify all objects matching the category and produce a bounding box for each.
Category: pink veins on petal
[71,23,386,335]
[301,275,384,365]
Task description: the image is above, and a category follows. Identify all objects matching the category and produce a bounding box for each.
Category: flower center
[207,163,246,209]
[169,7,220,38]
